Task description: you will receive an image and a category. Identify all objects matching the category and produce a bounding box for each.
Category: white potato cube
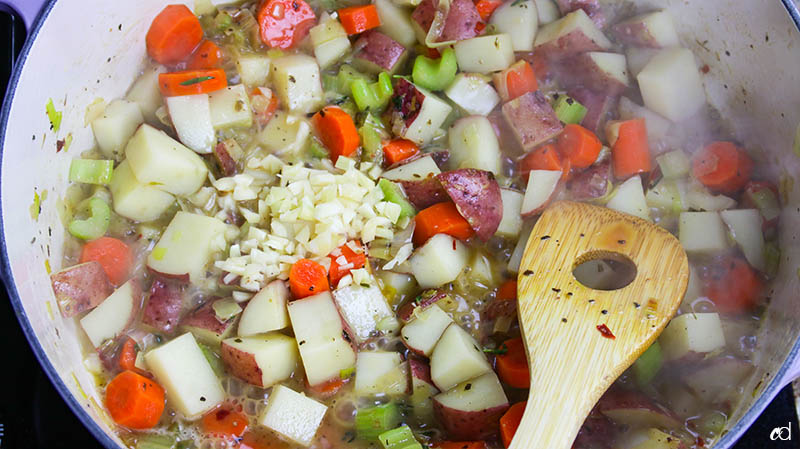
[376,0,417,48]
[221,333,299,388]
[354,351,407,396]
[91,99,144,159]
[126,66,164,123]
[257,111,311,155]
[145,333,225,419]
[659,313,726,360]
[410,234,468,288]
[534,0,559,24]
[401,303,453,356]
[166,94,216,154]
[110,160,175,222]
[430,324,492,391]
[490,0,538,52]
[80,280,139,347]
[236,53,271,87]
[258,385,327,447]
[238,280,291,336]
[607,176,651,221]
[448,116,502,174]
[679,211,729,254]
[310,16,351,69]
[209,84,253,129]
[637,48,706,121]
[444,73,500,116]
[147,212,228,282]
[721,209,766,272]
[454,34,515,74]
[381,154,441,181]
[496,189,524,238]
[271,54,324,113]
[332,284,394,344]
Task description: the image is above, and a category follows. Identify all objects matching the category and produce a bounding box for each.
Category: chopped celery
[378,425,422,449]
[633,341,663,386]
[359,113,388,164]
[214,11,234,33]
[553,95,587,125]
[309,136,330,159]
[68,197,111,241]
[656,150,691,180]
[764,241,780,278]
[352,72,394,112]
[46,98,62,132]
[379,179,416,219]
[198,343,225,378]
[356,402,403,440]
[334,65,371,96]
[212,298,242,321]
[136,434,177,449]
[340,366,355,379]
[69,159,114,185]
[746,187,781,221]
[411,48,457,92]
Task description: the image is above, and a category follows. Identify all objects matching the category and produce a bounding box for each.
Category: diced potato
[721,209,766,272]
[685,182,736,212]
[659,313,725,360]
[534,9,611,58]
[166,94,216,154]
[612,10,680,49]
[448,116,502,174]
[655,150,690,179]
[679,211,729,254]
[145,332,225,419]
[409,234,468,288]
[607,176,650,221]
[180,302,238,346]
[507,221,534,273]
[620,428,681,449]
[332,284,394,344]
[625,47,660,78]
[288,291,357,386]
[354,351,408,396]
[469,249,495,285]
[375,0,418,48]
[310,15,351,69]
[50,261,114,317]
[489,0,538,52]
[496,189,524,238]
[124,124,208,196]
[238,280,291,336]
[645,178,686,212]
[432,372,509,440]
[109,160,175,222]
[430,324,492,391]
[637,48,706,121]
[381,154,441,181]
[521,169,562,216]
[258,385,327,447]
[453,34,515,74]
[444,73,500,116]
[391,79,453,145]
[271,54,324,113]
[147,212,228,282]
[236,53,271,87]
[256,111,311,155]
[125,66,164,123]
[221,333,299,387]
[80,280,140,347]
[534,0,559,24]
[91,99,144,159]
[401,303,454,356]
[209,84,253,129]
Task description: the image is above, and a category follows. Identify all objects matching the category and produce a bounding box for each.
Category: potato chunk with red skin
[502,91,564,151]
[412,0,481,43]
[142,277,185,334]
[353,31,408,74]
[436,169,503,241]
[50,261,114,317]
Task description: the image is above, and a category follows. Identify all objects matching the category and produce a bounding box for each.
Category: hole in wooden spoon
[572,251,637,291]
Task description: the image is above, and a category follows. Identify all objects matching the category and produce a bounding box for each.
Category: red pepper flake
[696,436,705,447]
[596,324,615,339]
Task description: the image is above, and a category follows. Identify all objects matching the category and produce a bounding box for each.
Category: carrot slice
[607,118,652,179]
[500,401,526,448]
[383,138,420,166]
[257,0,316,49]
[474,0,503,21]
[702,256,762,313]
[146,4,204,65]
[494,60,538,102]
[202,406,249,438]
[117,337,138,372]
[496,280,517,301]
[80,236,133,285]
[338,5,382,35]
[692,141,753,193]
[312,106,361,164]
[105,370,165,430]
[435,442,488,449]
[187,40,222,70]
[494,337,530,388]
[307,376,348,398]
[252,87,280,127]
[158,68,228,97]
[558,124,602,169]
[289,259,329,299]
[329,241,367,286]
[518,144,570,180]
[413,201,474,246]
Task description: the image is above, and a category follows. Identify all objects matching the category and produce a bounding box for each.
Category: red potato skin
[398,177,450,210]
[433,399,509,440]
[572,410,615,449]
[397,289,449,322]
[391,78,427,132]
[409,357,436,385]
[436,169,503,241]
[51,261,114,317]
[412,0,480,42]
[354,31,408,73]
[411,0,436,35]
[555,54,629,96]
[596,387,681,429]
[567,160,612,201]
[181,300,235,337]
[214,141,239,177]
[556,0,605,28]
[611,18,669,49]
[221,340,264,386]
[142,277,185,334]
[502,91,564,152]
[567,87,618,135]
[534,28,608,61]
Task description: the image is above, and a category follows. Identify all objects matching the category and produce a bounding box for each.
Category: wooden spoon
[510,201,689,449]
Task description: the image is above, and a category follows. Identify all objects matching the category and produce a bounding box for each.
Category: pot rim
[1,1,799,448]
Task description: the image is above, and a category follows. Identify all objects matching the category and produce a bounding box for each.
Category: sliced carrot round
[692,141,752,193]
[145,4,204,65]
[289,258,329,299]
[105,370,165,429]
[494,337,530,388]
[202,406,249,438]
[500,401,526,448]
[257,0,316,49]
[80,236,133,285]
[187,40,222,70]
[558,124,602,169]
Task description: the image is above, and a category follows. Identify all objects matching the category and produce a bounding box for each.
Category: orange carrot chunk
[413,201,475,246]
[474,0,503,21]
[328,241,367,286]
[158,68,228,97]
[494,337,530,389]
[202,406,249,438]
[338,5,382,35]
[558,124,602,169]
[692,141,753,194]
[146,4,204,65]
[607,118,652,179]
[518,144,571,180]
[80,236,133,286]
[496,279,517,301]
[117,337,139,372]
[383,138,420,166]
[257,0,317,49]
[187,40,222,70]
[105,370,165,430]
[494,60,538,102]
[499,401,527,448]
[289,259,330,299]
[312,106,361,164]
[702,256,762,313]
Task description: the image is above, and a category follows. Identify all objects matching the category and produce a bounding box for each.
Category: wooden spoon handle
[511,201,688,449]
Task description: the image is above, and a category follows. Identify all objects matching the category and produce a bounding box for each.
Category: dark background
[0,6,798,449]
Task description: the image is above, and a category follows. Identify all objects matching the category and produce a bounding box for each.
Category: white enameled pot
[1,1,800,447]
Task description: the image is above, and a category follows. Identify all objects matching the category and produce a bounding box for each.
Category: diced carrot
[607,118,652,179]
[494,337,529,388]
[311,106,361,164]
[105,370,165,430]
[117,337,138,372]
[289,259,330,299]
[187,40,222,70]
[146,4,204,65]
[494,60,538,102]
[158,68,228,97]
[434,442,488,449]
[383,138,420,166]
[474,0,503,21]
[329,241,367,286]
[80,236,133,285]
[307,377,348,398]
[338,5,382,35]
[202,406,249,438]
[499,401,527,448]
[413,201,474,246]
[496,280,517,301]
[518,144,570,180]
[692,141,753,193]
[702,256,762,313]
[257,0,316,49]
[557,124,602,169]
